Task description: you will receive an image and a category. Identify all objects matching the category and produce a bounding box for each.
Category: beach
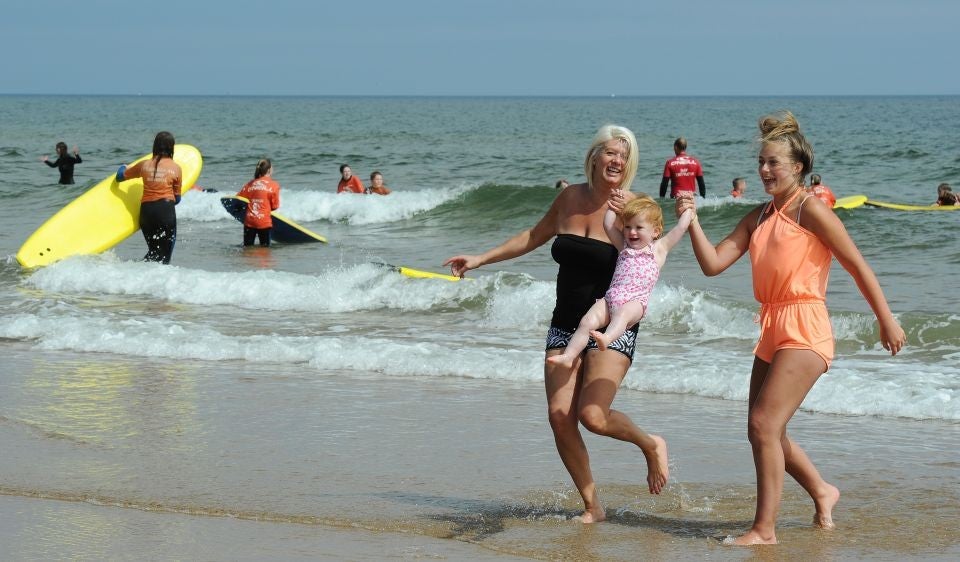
[1,95,958,559]
[2,352,957,560]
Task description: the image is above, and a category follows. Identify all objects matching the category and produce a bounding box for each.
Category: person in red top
[116,131,182,264]
[337,164,367,194]
[237,158,281,246]
[659,137,706,198]
[368,171,392,195]
[807,174,836,208]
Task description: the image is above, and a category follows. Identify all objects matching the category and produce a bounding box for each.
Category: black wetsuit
[45,154,82,184]
[140,200,177,264]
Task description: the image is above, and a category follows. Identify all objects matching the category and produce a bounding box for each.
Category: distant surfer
[337,164,367,194]
[116,131,182,264]
[730,177,746,198]
[659,137,706,199]
[807,173,836,207]
[368,171,392,195]
[935,182,959,206]
[236,159,281,246]
[41,141,82,184]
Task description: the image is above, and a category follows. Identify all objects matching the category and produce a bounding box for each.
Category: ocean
[1,95,958,560]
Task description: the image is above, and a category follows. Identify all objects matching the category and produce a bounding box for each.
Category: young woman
[676,111,906,545]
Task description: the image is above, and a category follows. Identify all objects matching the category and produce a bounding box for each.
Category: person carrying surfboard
[236,159,281,246]
[116,131,182,264]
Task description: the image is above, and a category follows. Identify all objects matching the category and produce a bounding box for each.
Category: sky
[3,0,958,96]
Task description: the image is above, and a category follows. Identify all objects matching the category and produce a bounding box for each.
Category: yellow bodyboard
[17,144,202,268]
[865,200,959,211]
[373,262,465,282]
[833,195,867,209]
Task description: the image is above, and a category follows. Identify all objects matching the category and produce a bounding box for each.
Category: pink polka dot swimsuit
[605,242,659,312]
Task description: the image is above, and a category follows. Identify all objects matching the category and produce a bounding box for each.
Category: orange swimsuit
[749,190,834,369]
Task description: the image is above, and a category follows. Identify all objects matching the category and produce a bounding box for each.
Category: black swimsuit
[550,234,618,331]
[547,234,638,360]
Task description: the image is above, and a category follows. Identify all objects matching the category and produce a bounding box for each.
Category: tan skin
[676,141,905,545]
[444,139,670,523]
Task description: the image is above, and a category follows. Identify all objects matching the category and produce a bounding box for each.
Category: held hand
[443,254,480,278]
[879,318,906,356]
[675,193,697,218]
[608,189,626,213]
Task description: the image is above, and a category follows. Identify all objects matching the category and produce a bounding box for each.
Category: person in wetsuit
[116,131,182,264]
[444,125,670,524]
[676,111,905,545]
[42,141,82,184]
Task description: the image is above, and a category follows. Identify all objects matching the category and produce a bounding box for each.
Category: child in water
[547,192,693,367]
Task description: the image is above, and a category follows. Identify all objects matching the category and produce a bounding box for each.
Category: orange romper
[749,190,834,369]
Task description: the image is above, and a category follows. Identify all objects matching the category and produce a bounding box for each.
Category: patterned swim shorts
[545,325,637,363]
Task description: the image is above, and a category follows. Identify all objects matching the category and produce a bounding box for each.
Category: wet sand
[1,351,958,560]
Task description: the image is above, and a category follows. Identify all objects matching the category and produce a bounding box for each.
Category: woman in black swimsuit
[444,125,670,523]
[42,141,82,184]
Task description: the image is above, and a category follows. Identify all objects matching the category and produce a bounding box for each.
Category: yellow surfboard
[17,145,203,268]
[833,195,867,209]
[864,200,959,211]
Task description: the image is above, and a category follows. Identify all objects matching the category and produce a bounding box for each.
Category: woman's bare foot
[643,435,669,494]
[813,483,840,529]
[722,529,777,545]
[573,505,607,524]
[546,354,575,368]
[589,330,609,351]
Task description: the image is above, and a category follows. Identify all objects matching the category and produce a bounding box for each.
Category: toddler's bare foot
[546,354,575,368]
[813,484,840,529]
[589,330,609,351]
[644,435,669,494]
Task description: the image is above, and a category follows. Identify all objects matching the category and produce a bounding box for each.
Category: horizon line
[2,93,958,99]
